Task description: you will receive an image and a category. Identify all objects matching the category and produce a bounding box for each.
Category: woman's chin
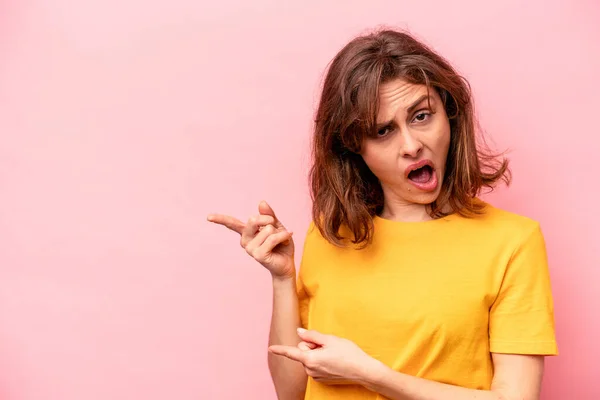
[405,191,441,206]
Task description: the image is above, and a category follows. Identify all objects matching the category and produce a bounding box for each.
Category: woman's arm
[207,202,308,399]
[362,353,544,400]
[270,330,545,400]
[268,274,308,400]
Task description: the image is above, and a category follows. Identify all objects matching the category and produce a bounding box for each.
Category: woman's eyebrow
[375,95,434,129]
[375,119,394,130]
[406,94,433,113]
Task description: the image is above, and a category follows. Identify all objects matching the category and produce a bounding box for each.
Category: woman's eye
[377,126,391,137]
[413,111,431,123]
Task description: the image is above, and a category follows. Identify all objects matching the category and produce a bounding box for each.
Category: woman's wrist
[357,358,392,392]
[271,267,296,285]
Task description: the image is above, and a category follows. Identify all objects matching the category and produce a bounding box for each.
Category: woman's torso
[297,202,554,399]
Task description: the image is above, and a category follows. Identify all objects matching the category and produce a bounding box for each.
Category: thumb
[298,341,319,351]
[259,200,284,228]
[297,328,329,346]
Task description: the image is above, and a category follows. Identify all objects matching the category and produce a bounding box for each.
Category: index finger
[268,345,307,364]
[207,214,245,234]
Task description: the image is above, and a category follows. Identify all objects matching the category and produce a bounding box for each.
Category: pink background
[1,0,598,399]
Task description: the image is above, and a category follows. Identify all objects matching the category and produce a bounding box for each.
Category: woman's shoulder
[302,219,335,248]
[302,218,367,251]
[468,199,541,237]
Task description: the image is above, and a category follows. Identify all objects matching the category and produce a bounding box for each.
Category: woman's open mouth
[406,160,438,192]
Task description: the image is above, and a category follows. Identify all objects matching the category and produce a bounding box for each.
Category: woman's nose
[400,130,423,158]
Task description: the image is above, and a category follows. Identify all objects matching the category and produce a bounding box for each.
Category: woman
[207,28,557,400]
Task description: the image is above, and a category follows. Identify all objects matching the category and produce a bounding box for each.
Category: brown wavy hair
[308,28,511,248]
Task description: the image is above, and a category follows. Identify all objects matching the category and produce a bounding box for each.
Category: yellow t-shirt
[296,201,557,399]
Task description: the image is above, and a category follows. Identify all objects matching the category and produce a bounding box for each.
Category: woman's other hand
[269,328,382,386]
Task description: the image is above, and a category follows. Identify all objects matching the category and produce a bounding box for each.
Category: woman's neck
[379,201,433,222]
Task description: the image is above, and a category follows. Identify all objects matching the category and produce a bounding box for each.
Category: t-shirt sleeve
[297,268,309,329]
[489,223,558,355]
[296,222,316,330]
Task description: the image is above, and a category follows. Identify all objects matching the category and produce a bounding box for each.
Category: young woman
[208,28,557,400]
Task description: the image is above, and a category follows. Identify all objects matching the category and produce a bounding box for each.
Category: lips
[405,159,438,192]
[405,160,434,178]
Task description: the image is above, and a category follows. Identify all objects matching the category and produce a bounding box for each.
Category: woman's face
[360,78,451,208]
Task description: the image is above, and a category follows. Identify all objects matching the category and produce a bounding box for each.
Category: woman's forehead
[377,80,436,120]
